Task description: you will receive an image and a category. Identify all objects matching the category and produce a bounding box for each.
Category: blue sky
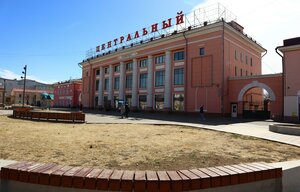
[0,0,299,83]
[0,0,199,83]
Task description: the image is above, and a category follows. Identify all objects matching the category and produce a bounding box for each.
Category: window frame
[155,70,165,87]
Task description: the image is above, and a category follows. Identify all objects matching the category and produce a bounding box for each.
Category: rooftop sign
[85,3,237,59]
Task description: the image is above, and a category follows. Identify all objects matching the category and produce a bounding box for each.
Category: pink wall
[284,50,300,96]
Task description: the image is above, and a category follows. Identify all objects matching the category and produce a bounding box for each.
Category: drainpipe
[221,19,225,116]
[275,46,284,121]
[183,31,188,113]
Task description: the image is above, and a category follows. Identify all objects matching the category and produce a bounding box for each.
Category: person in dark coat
[125,103,130,118]
[200,105,205,120]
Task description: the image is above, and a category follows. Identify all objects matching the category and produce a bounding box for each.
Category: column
[164,50,172,110]
[131,59,138,109]
[119,62,125,100]
[108,64,113,104]
[98,66,104,108]
[147,55,153,109]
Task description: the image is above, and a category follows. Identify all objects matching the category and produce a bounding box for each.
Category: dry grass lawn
[1,115,300,170]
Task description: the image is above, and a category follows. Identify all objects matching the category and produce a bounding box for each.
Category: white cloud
[0,68,20,80]
[191,0,300,74]
[0,68,56,84]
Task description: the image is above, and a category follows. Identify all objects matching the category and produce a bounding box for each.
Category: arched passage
[237,81,277,119]
[238,81,276,101]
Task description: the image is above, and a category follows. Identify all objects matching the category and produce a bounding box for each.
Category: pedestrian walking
[120,104,125,119]
[125,103,130,118]
[200,105,205,120]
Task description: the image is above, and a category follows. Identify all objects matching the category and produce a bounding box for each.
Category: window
[155,55,165,64]
[240,69,243,76]
[126,62,133,71]
[155,95,164,110]
[155,70,165,87]
[246,55,248,64]
[251,72,253,76]
[96,69,100,76]
[250,58,253,66]
[235,50,237,60]
[174,51,184,61]
[246,70,248,76]
[125,95,132,107]
[235,66,237,77]
[104,67,109,74]
[95,80,99,91]
[114,65,120,72]
[173,94,184,111]
[104,78,109,90]
[139,73,147,88]
[125,75,132,89]
[200,48,205,56]
[174,68,184,85]
[114,77,120,90]
[139,59,148,68]
[240,52,243,62]
[139,95,147,110]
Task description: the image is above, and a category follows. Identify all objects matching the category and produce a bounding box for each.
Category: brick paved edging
[0,161,282,192]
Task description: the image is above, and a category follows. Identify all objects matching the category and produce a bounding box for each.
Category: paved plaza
[1,109,300,147]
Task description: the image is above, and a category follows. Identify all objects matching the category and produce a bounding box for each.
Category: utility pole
[21,65,27,107]
[3,79,6,107]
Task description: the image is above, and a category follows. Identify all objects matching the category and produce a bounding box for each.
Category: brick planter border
[0,161,282,192]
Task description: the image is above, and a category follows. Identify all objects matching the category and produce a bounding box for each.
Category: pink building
[277,37,300,122]
[79,5,266,117]
[53,79,82,108]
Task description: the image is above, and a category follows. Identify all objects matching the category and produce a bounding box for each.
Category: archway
[238,81,276,119]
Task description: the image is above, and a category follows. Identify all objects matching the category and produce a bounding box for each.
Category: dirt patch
[1,115,300,170]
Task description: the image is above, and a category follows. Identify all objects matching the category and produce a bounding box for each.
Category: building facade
[10,88,54,107]
[277,37,300,122]
[53,79,82,108]
[80,19,265,115]
[80,4,266,114]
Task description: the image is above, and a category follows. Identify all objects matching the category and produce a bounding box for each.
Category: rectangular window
[200,48,205,56]
[251,72,253,76]
[139,95,147,110]
[246,70,248,76]
[126,62,133,71]
[173,94,184,111]
[155,55,165,64]
[114,65,120,72]
[104,78,109,90]
[139,73,147,88]
[235,66,237,77]
[250,58,253,66]
[125,95,132,107]
[96,69,100,76]
[125,75,132,89]
[139,59,148,68]
[240,52,243,62]
[95,80,99,91]
[155,70,165,87]
[114,77,120,90]
[174,68,184,85]
[174,51,184,61]
[235,50,237,60]
[95,96,98,107]
[155,95,164,110]
[246,55,248,64]
[240,69,243,76]
[104,67,109,74]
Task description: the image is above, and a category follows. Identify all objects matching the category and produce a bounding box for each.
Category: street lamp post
[21,65,27,107]
[3,79,6,107]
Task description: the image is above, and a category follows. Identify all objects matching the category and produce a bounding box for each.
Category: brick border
[12,109,85,123]
[0,161,282,192]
